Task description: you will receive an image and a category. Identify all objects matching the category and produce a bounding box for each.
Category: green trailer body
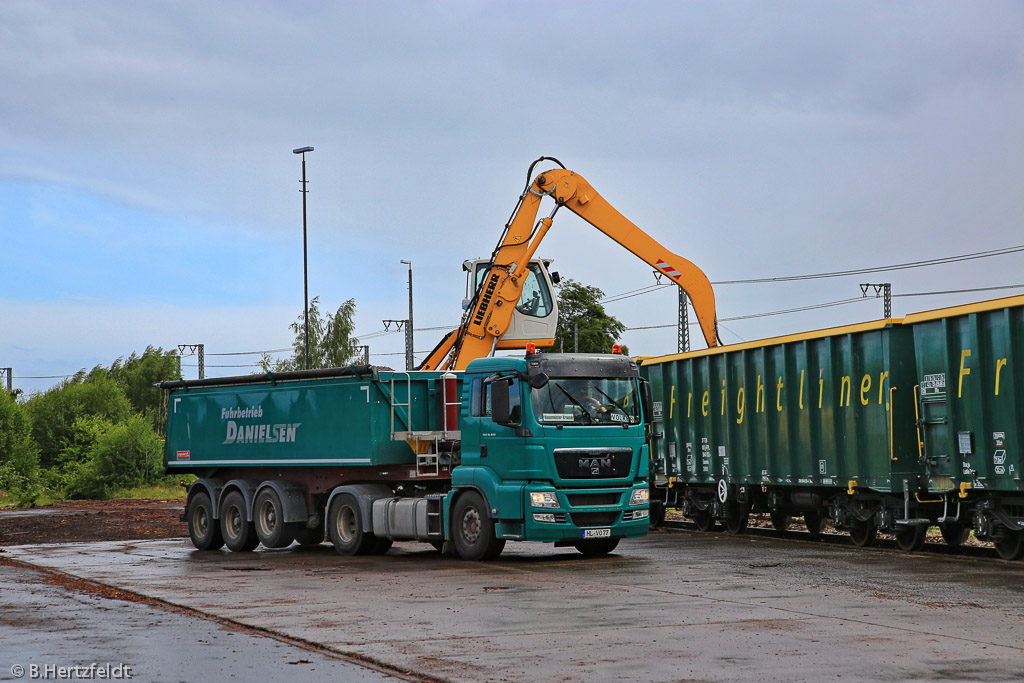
[903,297,1024,497]
[164,367,455,472]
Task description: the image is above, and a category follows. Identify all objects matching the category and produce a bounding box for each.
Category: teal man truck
[161,351,652,561]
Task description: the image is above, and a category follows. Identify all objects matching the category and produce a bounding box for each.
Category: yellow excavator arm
[419,159,719,371]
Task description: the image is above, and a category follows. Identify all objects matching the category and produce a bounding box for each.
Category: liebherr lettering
[223,421,301,445]
[472,273,501,326]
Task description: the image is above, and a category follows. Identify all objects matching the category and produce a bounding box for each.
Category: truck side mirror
[491,377,513,426]
[528,371,549,389]
[639,378,654,437]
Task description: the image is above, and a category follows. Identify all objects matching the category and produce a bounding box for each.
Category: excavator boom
[535,168,719,350]
[419,161,719,371]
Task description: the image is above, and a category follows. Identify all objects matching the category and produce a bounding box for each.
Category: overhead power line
[714,244,1024,285]
[621,283,1024,333]
[624,295,873,331]
[892,283,1024,298]
[600,243,1024,303]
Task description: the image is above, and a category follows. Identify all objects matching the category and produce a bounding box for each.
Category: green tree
[106,346,180,425]
[553,279,629,355]
[25,375,133,470]
[261,296,361,371]
[0,389,42,505]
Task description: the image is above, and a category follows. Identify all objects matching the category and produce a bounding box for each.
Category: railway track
[659,517,1007,561]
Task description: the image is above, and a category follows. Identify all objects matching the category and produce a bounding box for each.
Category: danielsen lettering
[223,421,300,445]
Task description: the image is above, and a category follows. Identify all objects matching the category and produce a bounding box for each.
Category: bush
[65,415,164,499]
[25,376,133,469]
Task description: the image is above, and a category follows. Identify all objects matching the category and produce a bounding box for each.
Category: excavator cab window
[472,262,553,319]
[516,264,553,318]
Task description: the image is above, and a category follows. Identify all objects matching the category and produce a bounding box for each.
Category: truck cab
[447,352,651,559]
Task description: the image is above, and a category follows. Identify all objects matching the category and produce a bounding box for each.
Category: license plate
[582,528,611,539]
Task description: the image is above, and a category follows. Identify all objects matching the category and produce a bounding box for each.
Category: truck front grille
[566,492,623,507]
[570,511,621,528]
[553,448,632,479]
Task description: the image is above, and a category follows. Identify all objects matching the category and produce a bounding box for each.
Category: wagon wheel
[649,500,666,529]
[769,511,791,537]
[894,524,928,552]
[939,522,969,548]
[692,508,716,532]
[848,518,877,547]
[804,511,827,539]
[722,506,749,535]
[993,528,1024,561]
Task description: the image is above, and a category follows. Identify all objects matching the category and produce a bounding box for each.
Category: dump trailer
[162,352,652,561]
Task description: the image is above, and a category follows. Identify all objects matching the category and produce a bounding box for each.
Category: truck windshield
[531,377,641,426]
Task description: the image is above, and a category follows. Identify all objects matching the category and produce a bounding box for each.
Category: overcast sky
[2,1,1022,394]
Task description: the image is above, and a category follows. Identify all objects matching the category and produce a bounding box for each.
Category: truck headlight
[630,488,649,506]
[530,491,559,509]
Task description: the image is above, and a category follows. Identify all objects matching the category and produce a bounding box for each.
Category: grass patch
[107,479,193,501]
[0,491,59,509]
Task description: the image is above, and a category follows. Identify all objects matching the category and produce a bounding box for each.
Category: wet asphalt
[0,561,403,682]
[3,530,1024,682]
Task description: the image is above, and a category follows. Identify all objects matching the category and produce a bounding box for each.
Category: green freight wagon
[641,294,1024,558]
[162,353,652,561]
[903,295,1024,558]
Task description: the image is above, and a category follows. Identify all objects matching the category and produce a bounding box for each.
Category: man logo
[579,457,612,475]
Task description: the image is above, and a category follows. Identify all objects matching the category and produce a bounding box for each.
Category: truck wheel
[186,491,223,551]
[452,491,505,561]
[254,489,296,548]
[573,538,620,556]
[293,524,325,546]
[220,491,259,552]
[327,493,379,556]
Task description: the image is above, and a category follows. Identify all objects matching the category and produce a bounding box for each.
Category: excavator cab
[462,258,559,349]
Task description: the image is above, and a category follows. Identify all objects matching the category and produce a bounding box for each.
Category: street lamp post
[400,260,414,370]
[293,146,314,370]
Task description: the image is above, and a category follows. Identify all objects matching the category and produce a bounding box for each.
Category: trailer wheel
[327,493,378,556]
[452,491,505,561]
[220,491,259,552]
[186,491,223,551]
[573,538,620,557]
[894,524,927,552]
[254,489,296,549]
[939,522,969,548]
